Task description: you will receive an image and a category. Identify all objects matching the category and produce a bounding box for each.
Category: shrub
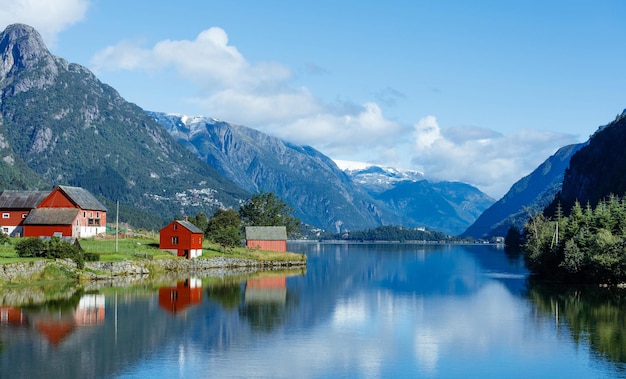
[84,252,100,262]
[15,238,45,257]
[14,237,92,269]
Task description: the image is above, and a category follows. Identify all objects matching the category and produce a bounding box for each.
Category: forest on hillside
[522,194,626,284]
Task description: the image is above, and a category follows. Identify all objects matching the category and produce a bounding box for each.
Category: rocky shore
[0,256,307,284]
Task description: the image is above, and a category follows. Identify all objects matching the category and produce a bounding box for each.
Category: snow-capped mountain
[336,160,494,235]
[334,160,424,194]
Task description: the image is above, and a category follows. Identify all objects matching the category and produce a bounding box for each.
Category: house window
[97,211,100,217]
[172,236,179,245]
[88,218,101,226]
[173,224,178,231]
[21,214,27,219]
[83,211,86,218]
[2,213,8,219]
[2,227,7,233]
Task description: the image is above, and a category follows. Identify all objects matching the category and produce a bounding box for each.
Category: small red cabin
[245,226,287,252]
[159,219,203,259]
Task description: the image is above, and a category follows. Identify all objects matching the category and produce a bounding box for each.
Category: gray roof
[0,190,48,209]
[176,220,203,234]
[245,226,287,240]
[23,208,79,225]
[58,186,107,211]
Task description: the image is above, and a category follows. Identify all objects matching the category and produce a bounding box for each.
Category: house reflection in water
[35,294,105,347]
[0,307,27,325]
[244,276,287,304]
[1,294,105,348]
[35,317,75,347]
[74,294,105,325]
[158,278,203,315]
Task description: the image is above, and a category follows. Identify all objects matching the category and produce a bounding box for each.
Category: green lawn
[0,237,306,264]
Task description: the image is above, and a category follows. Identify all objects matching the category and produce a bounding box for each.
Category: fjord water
[1,243,626,378]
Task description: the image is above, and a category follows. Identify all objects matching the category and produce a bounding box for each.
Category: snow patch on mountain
[334,159,424,192]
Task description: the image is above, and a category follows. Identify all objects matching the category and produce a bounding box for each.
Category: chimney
[183,216,188,222]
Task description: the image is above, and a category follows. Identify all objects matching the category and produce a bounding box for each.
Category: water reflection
[204,270,304,333]
[241,272,300,332]
[1,290,106,348]
[528,281,626,364]
[158,278,202,315]
[1,246,626,378]
[0,307,27,325]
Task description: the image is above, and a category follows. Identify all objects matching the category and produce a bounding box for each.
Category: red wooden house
[0,190,48,236]
[245,226,287,252]
[22,186,107,238]
[159,218,203,259]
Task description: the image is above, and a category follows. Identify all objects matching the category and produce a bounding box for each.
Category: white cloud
[0,0,89,47]
[91,26,322,125]
[275,102,405,164]
[89,26,580,199]
[90,28,403,148]
[91,27,294,94]
[196,87,322,126]
[411,116,578,198]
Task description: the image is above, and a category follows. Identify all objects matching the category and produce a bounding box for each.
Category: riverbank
[0,255,307,286]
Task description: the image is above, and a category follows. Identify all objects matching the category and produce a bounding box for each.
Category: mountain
[0,24,248,228]
[149,112,395,232]
[558,112,626,211]
[373,180,494,236]
[339,163,424,193]
[338,163,494,236]
[0,23,502,234]
[462,143,584,239]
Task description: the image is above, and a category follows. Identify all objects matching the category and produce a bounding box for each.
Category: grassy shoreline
[0,236,306,264]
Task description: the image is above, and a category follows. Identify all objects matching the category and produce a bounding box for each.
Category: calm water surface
[1,243,626,378]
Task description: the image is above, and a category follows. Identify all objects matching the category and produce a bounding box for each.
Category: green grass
[79,237,165,261]
[0,237,306,264]
[202,241,306,261]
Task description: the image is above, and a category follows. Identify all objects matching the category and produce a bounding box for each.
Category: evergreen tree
[524,194,626,283]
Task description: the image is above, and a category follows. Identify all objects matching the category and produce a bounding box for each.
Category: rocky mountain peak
[0,23,59,91]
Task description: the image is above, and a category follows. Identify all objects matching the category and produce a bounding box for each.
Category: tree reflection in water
[205,277,244,311]
[205,271,302,332]
[528,280,626,363]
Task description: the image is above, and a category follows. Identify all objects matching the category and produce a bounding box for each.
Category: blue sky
[1,1,625,198]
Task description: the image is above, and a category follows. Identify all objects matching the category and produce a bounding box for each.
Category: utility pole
[115,200,119,252]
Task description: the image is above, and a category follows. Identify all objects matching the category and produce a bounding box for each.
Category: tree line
[321,225,448,242]
[187,191,300,252]
[519,194,626,284]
